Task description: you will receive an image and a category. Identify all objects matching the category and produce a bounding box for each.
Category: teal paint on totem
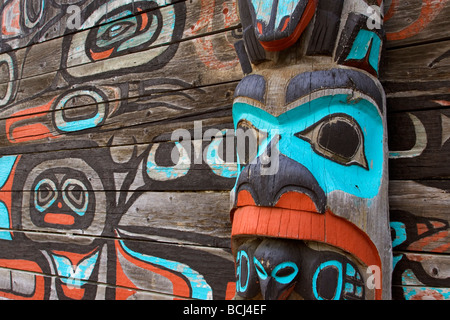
[57,112,104,132]
[253,257,268,280]
[119,239,213,300]
[345,29,382,74]
[0,202,12,240]
[272,261,299,284]
[232,93,384,199]
[236,250,250,292]
[312,260,343,300]
[250,0,273,25]
[276,0,300,29]
[249,0,302,31]
[346,263,356,277]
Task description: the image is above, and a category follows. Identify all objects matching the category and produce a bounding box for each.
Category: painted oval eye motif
[97,21,136,43]
[34,178,57,212]
[296,114,368,169]
[272,262,299,284]
[236,120,268,165]
[62,179,89,216]
[86,3,163,62]
[253,257,268,280]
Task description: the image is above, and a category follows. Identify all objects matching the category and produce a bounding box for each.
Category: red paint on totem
[225,282,236,300]
[259,0,317,52]
[280,17,290,32]
[231,191,383,299]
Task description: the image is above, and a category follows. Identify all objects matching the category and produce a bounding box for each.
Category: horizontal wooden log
[387,109,450,180]
[0,29,243,119]
[0,81,237,151]
[382,39,450,82]
[385,80,450,113]
[0,0,239,84]
[3,190,232,244]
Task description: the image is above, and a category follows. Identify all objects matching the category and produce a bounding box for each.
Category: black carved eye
[296,114,368,169]
[236,120,268,165]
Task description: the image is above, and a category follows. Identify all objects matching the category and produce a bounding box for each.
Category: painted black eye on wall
[86,2,163,61]
[62,178,89,217]
[34,178,58,212]
[295,114,368,169]
[61,0,186,82]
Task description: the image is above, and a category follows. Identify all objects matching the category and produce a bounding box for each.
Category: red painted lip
[44,213,75,226]
[231,190,383,300]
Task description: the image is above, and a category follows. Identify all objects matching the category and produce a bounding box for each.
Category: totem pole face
[231,0,391,300]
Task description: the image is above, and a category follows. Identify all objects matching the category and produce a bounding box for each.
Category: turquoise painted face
[232,93,384,200]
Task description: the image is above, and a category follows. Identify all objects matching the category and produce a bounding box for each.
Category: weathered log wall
[0,0,448,300]
[384,0,450,300]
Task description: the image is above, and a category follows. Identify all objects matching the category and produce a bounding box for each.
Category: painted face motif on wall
[61,0,186,82]
[31,168,95,230]
[11,144,115,246]
[230,67,389,300]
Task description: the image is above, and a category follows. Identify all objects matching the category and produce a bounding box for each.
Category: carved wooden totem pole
[231,0,392,300]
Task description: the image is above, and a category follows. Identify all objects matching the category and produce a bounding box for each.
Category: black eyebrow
[286,69,384,114]
[234,74,266,104]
